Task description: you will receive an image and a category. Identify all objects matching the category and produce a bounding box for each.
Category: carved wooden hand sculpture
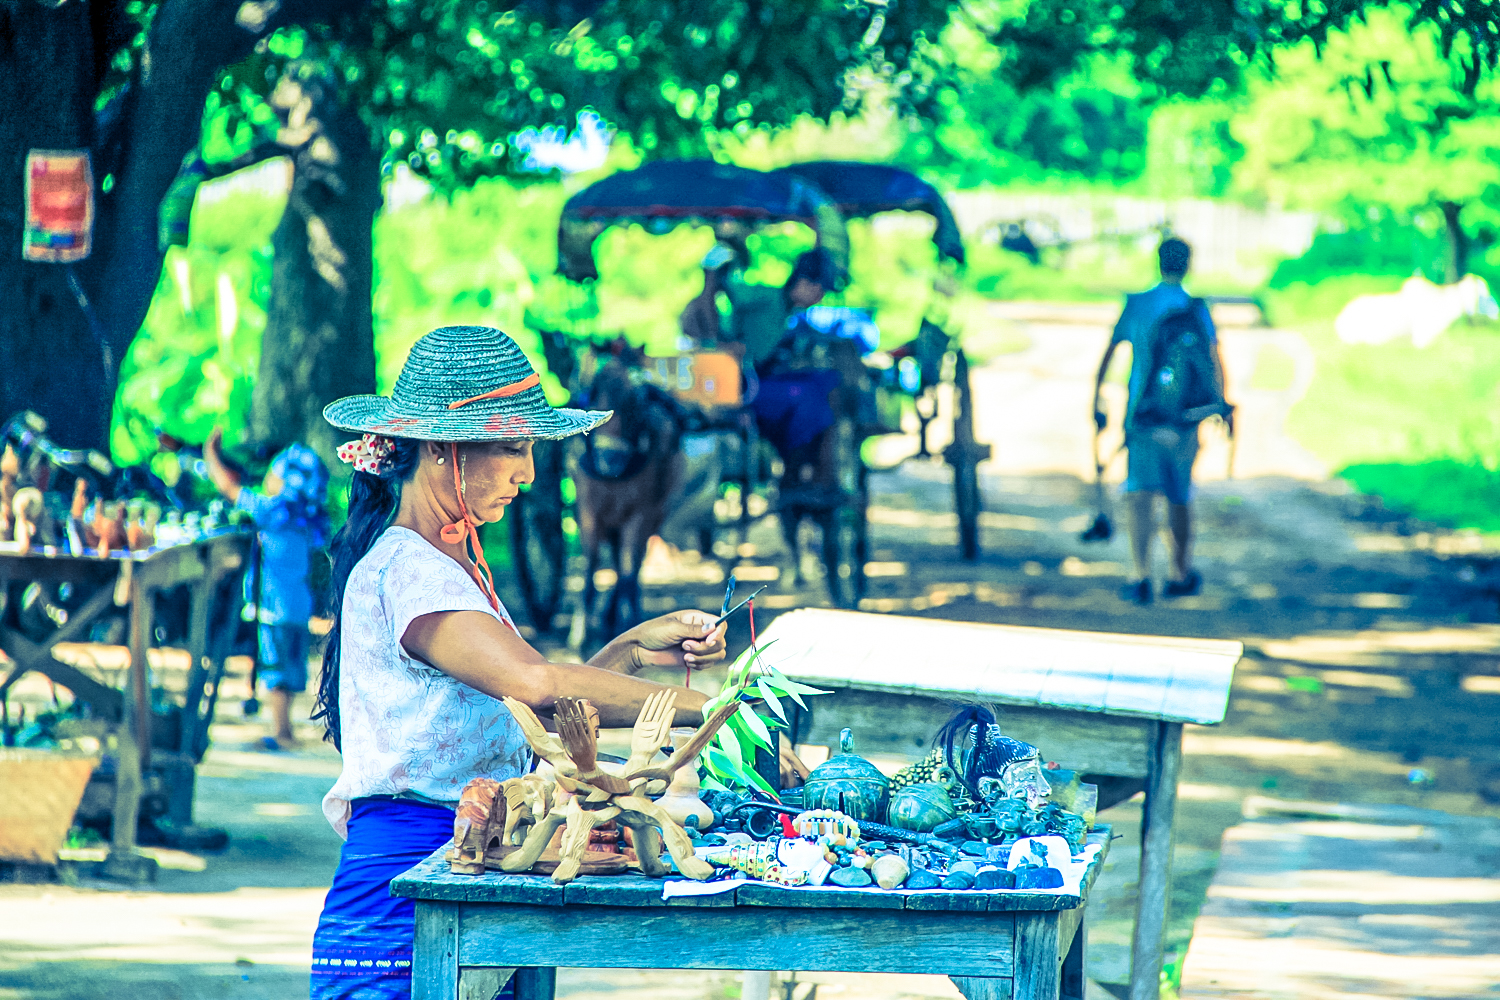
[489,694,742,883]
[501,696,577,776]
[622,700,739,783]
[555,697,633,794]
[624,689,677,777]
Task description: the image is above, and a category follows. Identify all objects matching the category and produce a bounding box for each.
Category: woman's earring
[437,456,445,465]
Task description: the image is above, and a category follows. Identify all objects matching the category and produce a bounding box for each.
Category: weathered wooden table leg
[413,902,460,1000]
[950,977,1012,999]
[510,967,556,999]
[1129,721,1183,1000]
[1061,914,1086,1000]
[105,574,157,882]
[177,572,215,757]
[954,910,1064,1000]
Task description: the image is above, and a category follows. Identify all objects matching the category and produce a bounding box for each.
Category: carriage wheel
[510,439,568,632]
[823,416,867,609]
[949,348,984,562]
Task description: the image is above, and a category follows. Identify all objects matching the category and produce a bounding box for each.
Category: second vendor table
[757,609,1242,1000]
[0,530,251,877]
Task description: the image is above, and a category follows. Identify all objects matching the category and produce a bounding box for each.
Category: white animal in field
[1335,273,1498,348]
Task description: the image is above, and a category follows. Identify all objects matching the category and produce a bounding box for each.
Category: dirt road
[5,304,1500,999]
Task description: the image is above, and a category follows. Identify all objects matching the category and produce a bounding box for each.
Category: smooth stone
[830,866,873,888]
[871,854,910,889]
[961,841,990,857]
[721,832,753,847]
[941,871,975,890]
[906,868,942,890]
[975,868,1017,889]
[950,859,979,876]
[1016,866,1065,889]
[865,841,888,852]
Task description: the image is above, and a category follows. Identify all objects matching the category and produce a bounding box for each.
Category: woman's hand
[629,610,727,673]
[779,735,811,787]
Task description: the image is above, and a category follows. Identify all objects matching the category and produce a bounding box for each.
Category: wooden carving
[489,693,739,883]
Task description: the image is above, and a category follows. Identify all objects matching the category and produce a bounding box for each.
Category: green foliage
[1342,461,1500,531]
[1269,224,1451,288]
[909,21,1151,186]
[274,0,956,191]
[372,177,558,395]
[969,0,1500,102]
[1231,7,1500,237]
[111,178,282,464]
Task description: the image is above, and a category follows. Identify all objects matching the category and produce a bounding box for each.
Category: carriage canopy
[557,159,850,284]
[771,161,965,266]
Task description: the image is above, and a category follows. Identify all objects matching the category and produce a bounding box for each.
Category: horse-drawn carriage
[506,160,987,637]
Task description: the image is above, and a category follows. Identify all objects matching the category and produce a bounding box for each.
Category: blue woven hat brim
[324,395,611,441]
[322,325,613,441]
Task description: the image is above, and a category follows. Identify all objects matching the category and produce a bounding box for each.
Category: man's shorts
[1123,426,1199,506]
[258,623,310,693]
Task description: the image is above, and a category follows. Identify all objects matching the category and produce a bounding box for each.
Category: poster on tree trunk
[23,150,93,263]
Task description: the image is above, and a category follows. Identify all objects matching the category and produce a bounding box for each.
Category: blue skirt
[310,797,514,1000]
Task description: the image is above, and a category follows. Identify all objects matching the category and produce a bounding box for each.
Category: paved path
[1181,800,1500,999]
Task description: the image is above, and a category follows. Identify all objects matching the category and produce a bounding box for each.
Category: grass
[1265,274,1500,532]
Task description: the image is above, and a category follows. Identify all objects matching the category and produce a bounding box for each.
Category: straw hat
[323,326,610,441]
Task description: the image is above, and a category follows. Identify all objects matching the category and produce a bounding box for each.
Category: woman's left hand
[630,610,728,673]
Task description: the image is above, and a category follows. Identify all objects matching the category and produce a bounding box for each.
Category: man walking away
[1092,237,1231,605]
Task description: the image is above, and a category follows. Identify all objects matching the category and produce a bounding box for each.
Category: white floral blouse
[321,526,532,838]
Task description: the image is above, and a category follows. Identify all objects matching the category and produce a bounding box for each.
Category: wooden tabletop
[392,827,1110,914]
[752,609,1241,725]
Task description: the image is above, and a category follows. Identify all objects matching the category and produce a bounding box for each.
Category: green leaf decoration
[715,715,742,762]
[737,701,774,747]
[755,679,787,723]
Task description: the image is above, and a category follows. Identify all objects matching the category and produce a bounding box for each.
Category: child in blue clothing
[205,429,330,749]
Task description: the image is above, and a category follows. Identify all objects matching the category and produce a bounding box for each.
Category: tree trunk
[0,1,369,452]
[1440,200,1469,284]
[249,70,381,468]
[0,5,116,449]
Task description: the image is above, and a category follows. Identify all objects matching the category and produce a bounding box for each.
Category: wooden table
[754,609,1242,1000]
[395,827,1111,1000]
[0,531,251,877]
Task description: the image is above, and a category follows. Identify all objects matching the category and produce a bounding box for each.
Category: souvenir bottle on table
[654,728,715,830]
[801,728,890,823]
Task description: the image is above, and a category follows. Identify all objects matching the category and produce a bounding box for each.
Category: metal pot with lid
[801,728,890,823]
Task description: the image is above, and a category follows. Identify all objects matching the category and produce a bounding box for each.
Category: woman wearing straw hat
[309,326,728,1000]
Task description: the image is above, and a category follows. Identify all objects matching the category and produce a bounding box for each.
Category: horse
[570,347,686,639]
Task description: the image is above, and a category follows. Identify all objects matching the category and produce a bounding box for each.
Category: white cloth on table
[321,526,532,838]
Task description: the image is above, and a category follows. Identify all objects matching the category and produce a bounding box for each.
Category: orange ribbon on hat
[447,372,541,410]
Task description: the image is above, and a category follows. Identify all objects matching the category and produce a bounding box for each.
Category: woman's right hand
[628,610,728,673]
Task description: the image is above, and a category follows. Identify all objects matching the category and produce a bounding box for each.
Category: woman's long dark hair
[313,437,421,750]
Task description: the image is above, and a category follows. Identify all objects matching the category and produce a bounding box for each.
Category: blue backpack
[1130,299,1231,430]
